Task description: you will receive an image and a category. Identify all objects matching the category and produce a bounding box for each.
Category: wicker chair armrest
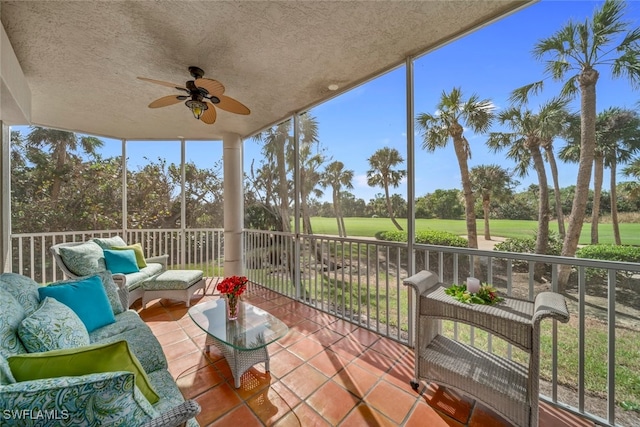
[110,273,130,309]
[403,270,440,297]
[146,254,169,268]
[140,400,201,427]
[533,291,570,325]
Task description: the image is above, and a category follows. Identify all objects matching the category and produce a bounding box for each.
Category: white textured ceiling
[0,1,530,140]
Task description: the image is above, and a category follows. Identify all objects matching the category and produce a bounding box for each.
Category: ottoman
[142,269,205,309]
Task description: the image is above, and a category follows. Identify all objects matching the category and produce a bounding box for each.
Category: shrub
[493,232,563,274]
[576,244,640,280]
[493,232,562,256]
[378,229,467,247]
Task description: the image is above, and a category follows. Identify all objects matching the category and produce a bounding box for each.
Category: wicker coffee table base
[205,335,270,388]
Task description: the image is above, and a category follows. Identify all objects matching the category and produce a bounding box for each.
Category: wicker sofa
[50,236,168,307]
[0,272,200,426]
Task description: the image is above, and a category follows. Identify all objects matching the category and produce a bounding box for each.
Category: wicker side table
[404,270,570,427]
[188,299,289,388]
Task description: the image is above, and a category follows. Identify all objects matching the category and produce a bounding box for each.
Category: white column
[0,122,11,272]
[223,133,243,276]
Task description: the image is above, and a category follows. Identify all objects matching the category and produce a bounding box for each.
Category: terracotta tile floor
[135,279,595,427]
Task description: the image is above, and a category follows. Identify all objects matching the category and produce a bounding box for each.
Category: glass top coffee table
[188,299,289,388]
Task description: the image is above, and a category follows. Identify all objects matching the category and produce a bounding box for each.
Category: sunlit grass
[308,217,640,246]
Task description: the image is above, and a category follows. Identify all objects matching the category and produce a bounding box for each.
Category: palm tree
[416,87,494,249]
[469,165,516,240]
[488,102,560,264]
[540,108,574,241]
[253,121,292,232]
[366,147,406,231]
[26,127,103,205]
[601,109,640,244]
[511,0,640,272]
[561,108,640,244]
[321,161,354,237]
[623,156,640,178]
[298,142,325,235]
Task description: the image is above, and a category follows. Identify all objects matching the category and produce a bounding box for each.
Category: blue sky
[13,1,640,204]
[292,0,640,203]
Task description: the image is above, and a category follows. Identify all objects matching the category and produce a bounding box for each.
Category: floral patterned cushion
[0,354,16,385]
[0,288,27,358]
[92,325,167,373]
[91,236,127,249]
[0,273,41,316]
[0,371,158,426]
[58,241,106,276]
[18,298,90,353]
[53,271,124,315]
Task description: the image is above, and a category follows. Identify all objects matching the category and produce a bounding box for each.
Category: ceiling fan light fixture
[185,99,208,119]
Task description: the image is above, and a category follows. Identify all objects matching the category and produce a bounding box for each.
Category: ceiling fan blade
[215,95,250,115]
[148,95,183,108]
[195,78,225,96]
[138,77,187,90]
[200,103,217,124]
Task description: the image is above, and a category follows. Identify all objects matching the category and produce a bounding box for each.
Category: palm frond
[559,76,579,99]
[510,81,544,105]
[546,58,572,80]
[611,49,640,88]
[618,27,640,50]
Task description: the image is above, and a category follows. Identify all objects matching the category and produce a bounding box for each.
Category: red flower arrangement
[216,275,248,297]
[217,276,248,320]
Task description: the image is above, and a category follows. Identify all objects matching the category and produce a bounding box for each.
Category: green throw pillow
[7,340,160,404]
[111,243,147,268]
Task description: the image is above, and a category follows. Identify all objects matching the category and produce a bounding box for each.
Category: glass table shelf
[188,299,289,388]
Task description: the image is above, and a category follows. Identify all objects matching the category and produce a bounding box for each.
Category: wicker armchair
[404,270,570,427]
[142,400,201,427]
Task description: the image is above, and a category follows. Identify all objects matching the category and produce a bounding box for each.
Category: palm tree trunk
[545,146,566,240]
[482,195,491,240]
[51,146,68,204]
[384,179,403,231]
[332,189,343,237]
[452,136,478,249]
[591,154,603,244]
[610,159,622,245]
[532,146,550,280]
[560,69,599,290]
[276,143,291,233]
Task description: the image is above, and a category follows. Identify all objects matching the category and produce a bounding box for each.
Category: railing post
[0,122,11,273]
[293,113,301,300]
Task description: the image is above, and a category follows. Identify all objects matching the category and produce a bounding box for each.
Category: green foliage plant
[576,244,640,280]
[379,229,468,247]
[444,283,504,305]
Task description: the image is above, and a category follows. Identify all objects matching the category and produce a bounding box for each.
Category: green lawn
[309,217,640,246]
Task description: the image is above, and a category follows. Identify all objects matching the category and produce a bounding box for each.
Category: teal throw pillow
[104,249,140,274]
[53,271,124,315]
[38,276,115,333]
[18,297,90,353]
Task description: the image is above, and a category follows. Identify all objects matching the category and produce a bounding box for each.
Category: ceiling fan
[137,66,250,125]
